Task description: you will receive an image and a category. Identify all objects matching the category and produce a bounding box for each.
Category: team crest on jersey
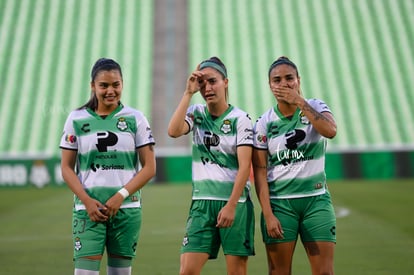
[116,117,128,131]
[194,116,203,125]
[220,119,232,134]
[299,111,310,125]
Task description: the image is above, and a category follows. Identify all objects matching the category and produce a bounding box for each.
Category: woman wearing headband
[253,56,337,275]
[60,58,156,275]
[168,56,255,275]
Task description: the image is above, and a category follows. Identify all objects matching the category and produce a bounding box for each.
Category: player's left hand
[103,193,124,218]
[216,204,236,228]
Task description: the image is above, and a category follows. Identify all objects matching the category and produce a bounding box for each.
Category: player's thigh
[303,241,335,274]
[261,199,300,244]
[225,255,248,275]
[300,192,336,243]
[180,252,210,275]
[265,241,297,271]
[221,199,255,256]
[107,207,142,258]
[180,200,221,258]
[72,210,106,258]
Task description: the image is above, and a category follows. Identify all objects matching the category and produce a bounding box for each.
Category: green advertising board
[0,158,64,187]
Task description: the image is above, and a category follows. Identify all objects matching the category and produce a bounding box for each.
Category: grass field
[1,179,414,275]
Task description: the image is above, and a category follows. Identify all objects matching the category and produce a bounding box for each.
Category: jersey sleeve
[253,115,268,150]
[135,112,155,148]
[308,98,332,114]
[184,104,197,132]
[59,112,78,150]
[237,112,253,146]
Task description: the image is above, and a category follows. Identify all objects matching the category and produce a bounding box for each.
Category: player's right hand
[185,66,204,95]
[85,198,108,222]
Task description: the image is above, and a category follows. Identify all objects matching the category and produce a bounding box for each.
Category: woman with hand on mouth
[253,56,337,275]
[168,56,255,275]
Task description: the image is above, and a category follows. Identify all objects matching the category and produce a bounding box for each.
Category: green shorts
[181,199,255,259]
[261,192,336,244]
[72,207,142,259]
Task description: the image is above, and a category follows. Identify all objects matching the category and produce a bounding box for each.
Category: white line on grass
[0,235,72,243]
[335,206,351,218]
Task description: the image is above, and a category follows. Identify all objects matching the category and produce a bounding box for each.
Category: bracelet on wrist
[117,187,129,199]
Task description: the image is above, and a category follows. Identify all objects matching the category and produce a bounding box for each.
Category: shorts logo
[74,237,82,251]
[243,239,251,250]
[330,226,336,236]
[182,234,189,246]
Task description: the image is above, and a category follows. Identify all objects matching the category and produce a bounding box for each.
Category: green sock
[74,258,101,273]
[107,257,132,275]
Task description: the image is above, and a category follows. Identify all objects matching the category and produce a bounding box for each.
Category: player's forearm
[125,165,156,194]
[296,99,337,138]
[62,168,91,204]
[253,167,273,217]
[255,181,273,218]
[167,92,192,137]
[227,164,251,206]
[124,147,156,194]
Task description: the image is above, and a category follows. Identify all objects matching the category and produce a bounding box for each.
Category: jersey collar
[86,103,124,120]
[273,105,300,121]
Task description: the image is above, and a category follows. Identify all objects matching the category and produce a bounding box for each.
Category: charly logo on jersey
[299,111,310,124]
[81,123,90,133]
[116,117,128,131]
[220,119,232,134]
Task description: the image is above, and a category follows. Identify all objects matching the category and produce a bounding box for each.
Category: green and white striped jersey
[185,104,253,202]
[253,98,332,199]
[60,104,155,210]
